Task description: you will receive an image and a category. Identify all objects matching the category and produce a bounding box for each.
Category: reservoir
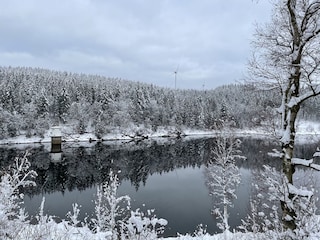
[0,136,319,237]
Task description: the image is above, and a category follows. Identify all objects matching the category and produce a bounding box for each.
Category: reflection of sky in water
[119,167,214,236]
[24,166,253,237]
[24,187,96,221]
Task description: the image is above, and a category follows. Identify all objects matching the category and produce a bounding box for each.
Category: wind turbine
[174,65,179,89]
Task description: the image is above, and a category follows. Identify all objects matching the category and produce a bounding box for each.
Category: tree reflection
[0,137,318,199]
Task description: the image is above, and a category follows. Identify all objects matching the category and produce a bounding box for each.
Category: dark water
[0,136,319,237]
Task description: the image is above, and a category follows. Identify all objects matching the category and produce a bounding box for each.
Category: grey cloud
[0,0,272,89]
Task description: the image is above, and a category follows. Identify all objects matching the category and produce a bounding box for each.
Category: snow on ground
[295,121,320,144]
[0,121,319,145]
[15,225,320,240]
[165,232,268,240]
[2,121,320,145]
[4,222,282,240]
[296,121,320,135]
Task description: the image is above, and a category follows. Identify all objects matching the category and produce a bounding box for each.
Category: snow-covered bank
[4,229,272,240]
[9,223,320,239]
[1,121,319,145]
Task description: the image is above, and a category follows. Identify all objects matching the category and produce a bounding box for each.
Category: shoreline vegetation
[0,122,319,145]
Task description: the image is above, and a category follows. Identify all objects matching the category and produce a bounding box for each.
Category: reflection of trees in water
[0,137,319,197]
[237,137,281,170]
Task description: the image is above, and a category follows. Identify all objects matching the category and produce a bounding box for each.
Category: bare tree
[248,0,320,230]
[204,133,243,237]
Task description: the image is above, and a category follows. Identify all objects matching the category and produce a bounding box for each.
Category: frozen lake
[1,136,319,237]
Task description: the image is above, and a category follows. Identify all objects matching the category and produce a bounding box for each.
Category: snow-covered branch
[292,157,320,171]
[0,152,37,238]
[287,86,320,108]
[288,183,313,199]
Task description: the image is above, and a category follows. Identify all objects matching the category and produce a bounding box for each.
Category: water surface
[1,136,319,237]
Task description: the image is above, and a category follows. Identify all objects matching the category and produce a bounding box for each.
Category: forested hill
[0,66,318,140]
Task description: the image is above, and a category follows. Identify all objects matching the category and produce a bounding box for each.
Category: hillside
[0,66,319,141]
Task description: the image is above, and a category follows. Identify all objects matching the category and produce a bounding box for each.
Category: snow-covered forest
[1,66,319,140]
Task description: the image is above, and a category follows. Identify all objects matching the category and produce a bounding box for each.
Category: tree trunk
[281,96,300,230]
[223,203,229,232]
[223,203,229,240]
[281,143,296,230]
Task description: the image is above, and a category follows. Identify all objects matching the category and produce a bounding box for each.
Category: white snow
[288,90,320,109]
[292,158,313,166]
[313,152,320,157]
[292,158,320,171]
[0,120,319,145]
[267,149,283,157]
[288,183,313,198]
[280,126,291,145]
[0,227,277,240]
[310,163,320,171]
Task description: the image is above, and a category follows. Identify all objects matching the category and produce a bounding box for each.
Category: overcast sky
[0,0,272,90]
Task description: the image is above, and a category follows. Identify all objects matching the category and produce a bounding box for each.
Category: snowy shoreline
[0,123,319,146]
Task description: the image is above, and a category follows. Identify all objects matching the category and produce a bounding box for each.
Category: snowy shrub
[91,170,130,238]
[240,165,320,239]
[240,166,292,238]
[0,152,37,239]
[23,197,57,239]
[91,170,168,240]
[120,208,167,240]
[66,203,82,227]
[94,124,103,139]
[291,189,320,238]
[17,197,112,240]
[191,224,208,238]
[0,153,168,239]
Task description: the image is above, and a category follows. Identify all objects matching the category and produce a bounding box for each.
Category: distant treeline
[0,66,319,139]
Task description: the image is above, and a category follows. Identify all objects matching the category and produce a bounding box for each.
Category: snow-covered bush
[0,152,37,239]
[1,156,167,240]
[16,196,111,240]
[240,165,320,239]
[240,166,284,234]
[66,202,82,227]
[190,224,208,238]
[175,224,210,239]
[120,208,167,240]
[23,197,57,239]
[91,170,130,238]
[91,170,167,240]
